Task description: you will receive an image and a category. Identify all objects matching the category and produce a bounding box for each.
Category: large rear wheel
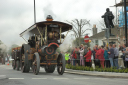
[21,44,31,73]
[57,53,65,75]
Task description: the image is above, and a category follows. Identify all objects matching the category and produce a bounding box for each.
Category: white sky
[0,0,121,48]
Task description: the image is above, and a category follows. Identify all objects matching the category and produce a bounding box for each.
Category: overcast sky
[0,0,121,48]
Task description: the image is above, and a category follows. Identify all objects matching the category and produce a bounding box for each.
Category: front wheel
[57,53,65,75]
[32,52,40,75]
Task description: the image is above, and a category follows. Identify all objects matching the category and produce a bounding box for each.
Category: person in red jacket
[94,45,98,53]
[84,47,92,67]
[72,47,77,66]
[95,46,105,68]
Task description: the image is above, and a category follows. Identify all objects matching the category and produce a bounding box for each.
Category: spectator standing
[97,46,105,68]
[79,46,84,66]
[95,46,101,67]
[113,44,119,69]
[92,47,96,64]
[94,45,98,53]
[119,44,124,51]
[84,47,92,67]
[76,47,80,66]
[72,47,77,66]
[124,47,128,68]
[83,45,88,66]
[104,47,110,68]
[92,47,96,60]
[108,44,114,68]
[65,52,70,64]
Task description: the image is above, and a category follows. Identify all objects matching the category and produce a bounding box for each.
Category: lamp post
[34,0,36,24]
[124,0,128,46]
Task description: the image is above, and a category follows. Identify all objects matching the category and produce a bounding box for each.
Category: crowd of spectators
[65,44,128,69]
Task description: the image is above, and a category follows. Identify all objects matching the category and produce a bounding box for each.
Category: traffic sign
[84,35,89,43]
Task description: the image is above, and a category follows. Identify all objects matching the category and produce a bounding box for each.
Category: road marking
[32,78,47,79]
[74,78,90,79]
[9,78,24,79]
[6,68,12,69]
[53,78,69,79]
[93,78,106,80]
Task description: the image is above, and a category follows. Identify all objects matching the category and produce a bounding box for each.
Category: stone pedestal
[102,36,119,47]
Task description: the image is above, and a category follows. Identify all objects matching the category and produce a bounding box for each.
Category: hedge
[66,64,128,73]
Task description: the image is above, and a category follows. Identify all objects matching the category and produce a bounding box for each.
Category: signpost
[84,35,89,43]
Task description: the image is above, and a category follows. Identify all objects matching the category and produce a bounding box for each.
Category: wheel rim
[33,60,37,74]
[57,53,65,75]
[32,52,40,75]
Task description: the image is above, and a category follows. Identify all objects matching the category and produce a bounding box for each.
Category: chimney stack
[92,24,97,35]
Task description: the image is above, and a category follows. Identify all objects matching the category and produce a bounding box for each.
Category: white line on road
[53,78,69,79]
[6,68,12,69]
[93,78,106,80]
[32,78,47,79]
[74,78,90,79]
[9,78,24,79]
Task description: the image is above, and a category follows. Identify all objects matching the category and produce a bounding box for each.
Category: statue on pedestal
[102,8,114,36]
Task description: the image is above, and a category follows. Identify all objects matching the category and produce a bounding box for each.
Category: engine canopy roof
[20,21,72,37]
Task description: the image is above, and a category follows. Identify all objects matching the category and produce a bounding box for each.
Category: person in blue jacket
[104,47,111,68]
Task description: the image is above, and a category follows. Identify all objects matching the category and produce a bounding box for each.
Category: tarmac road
[0,64,128,85]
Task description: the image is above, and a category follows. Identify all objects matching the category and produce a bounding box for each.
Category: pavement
[0,64,128,85]
[65,69,128,78]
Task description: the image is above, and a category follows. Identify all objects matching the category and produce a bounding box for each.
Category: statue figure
[102,8,114,36]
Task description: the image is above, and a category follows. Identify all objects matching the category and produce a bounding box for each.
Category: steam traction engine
[12,47,21,70]
[20,15,72,75]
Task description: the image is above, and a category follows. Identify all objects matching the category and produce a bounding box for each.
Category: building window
[95,40,98,45]
[109,41,115,45]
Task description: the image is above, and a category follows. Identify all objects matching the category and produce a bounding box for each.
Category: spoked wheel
[20,44,31,73]
[16,60,20,71]
[45,65,56,73]
[32,52,40,75]
[57,53,65,75]
[12,60,16,70]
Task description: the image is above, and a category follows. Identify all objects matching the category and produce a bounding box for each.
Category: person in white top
[79,45,84,66]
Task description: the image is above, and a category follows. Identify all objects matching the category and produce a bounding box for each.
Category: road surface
[0,65,127,85]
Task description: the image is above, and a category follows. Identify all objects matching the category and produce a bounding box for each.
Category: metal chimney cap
[46,15,53,20]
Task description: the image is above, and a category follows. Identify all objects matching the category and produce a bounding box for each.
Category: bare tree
[66,19,90,46]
